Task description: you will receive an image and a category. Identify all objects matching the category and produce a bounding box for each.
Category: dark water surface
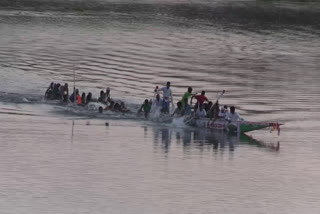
[0,0,320,213]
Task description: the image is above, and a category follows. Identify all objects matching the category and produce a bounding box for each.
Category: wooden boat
[192,118,281,134]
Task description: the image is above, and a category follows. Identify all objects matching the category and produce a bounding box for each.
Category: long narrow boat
[193,118,281,134]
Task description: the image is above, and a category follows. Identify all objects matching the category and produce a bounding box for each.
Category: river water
[0,0,320,213]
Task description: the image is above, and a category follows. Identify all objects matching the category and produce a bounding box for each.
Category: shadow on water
[149,126,280,154]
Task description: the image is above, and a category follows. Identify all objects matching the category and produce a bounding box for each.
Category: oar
[185,91,216,126]
[208,90,225,113]
[73,64,76,104]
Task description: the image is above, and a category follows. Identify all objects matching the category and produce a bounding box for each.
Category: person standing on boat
[105,87,111,104]
[151,94,163,113]
[225,106,241,123]
[192,91,208,111]
[180,87,193,108]
[157,81,173,113]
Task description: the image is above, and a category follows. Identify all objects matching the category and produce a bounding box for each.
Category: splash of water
[171,116,187,128]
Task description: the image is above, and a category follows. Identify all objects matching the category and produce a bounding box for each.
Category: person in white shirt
[218,105,228,118]
[225,106,240,122]
[196,104,207,118]
[157,81,173,113]
[151,94,163,113]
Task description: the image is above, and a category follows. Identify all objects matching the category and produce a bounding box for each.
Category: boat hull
[194,118,272,133]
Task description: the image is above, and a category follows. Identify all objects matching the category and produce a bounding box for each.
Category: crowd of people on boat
[137,82,240,122]
[44,81,241,122]
[45,82,130,112]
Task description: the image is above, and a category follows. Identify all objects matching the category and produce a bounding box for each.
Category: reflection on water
[150,126,280,154]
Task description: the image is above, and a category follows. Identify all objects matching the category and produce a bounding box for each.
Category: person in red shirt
[192,91,208,111]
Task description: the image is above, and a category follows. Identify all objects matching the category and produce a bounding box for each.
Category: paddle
[184,90,225,125]
[208,90,225,113]
[73,66,76,104]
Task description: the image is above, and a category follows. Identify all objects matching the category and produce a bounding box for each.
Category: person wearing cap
[157,81,173,113]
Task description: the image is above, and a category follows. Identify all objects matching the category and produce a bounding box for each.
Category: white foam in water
[22,97,30,103]
[171,116,187,128]
[150,108,161,119]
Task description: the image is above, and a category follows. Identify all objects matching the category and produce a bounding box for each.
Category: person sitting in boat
[114,102,121,112]
[59,83,69,102]
[204,101,213,112]
[196,104,207,118]
[45,82,54,99]
[98,106,103,114]
[192,91,208,112]
[98,90,105,103]
[206,101,214,118]
[183,97,192,115]
[211,101,220,119]
[151,94,163,113]
[218,105,228,118]
[119,102,130,113]
[138,99,152,118]
[80,92,86,105]
[77,92,83,105]
[206,101,220,119]
[86,92,92,104]
[105,100,115,111]
[225,106,241,123]
[171,101,184,117]
[52,83,61,100]
[157,81,173,113]
[69,89,79,103]
[181,87,193,108]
